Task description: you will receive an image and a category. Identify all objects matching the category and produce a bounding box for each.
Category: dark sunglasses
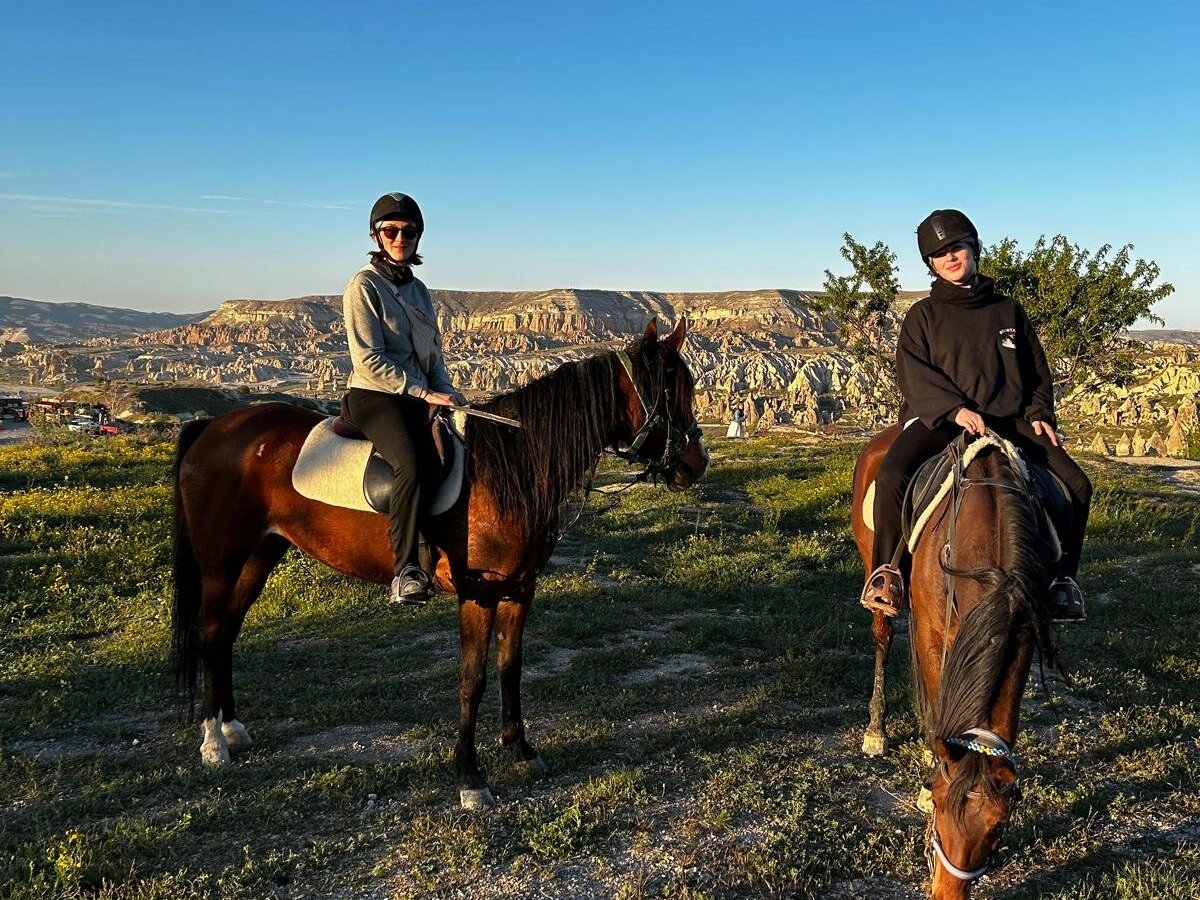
[377,225,420,241]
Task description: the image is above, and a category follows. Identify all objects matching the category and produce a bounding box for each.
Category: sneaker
[1049,576,1086,622]
[860,564,905,618]
[390,566,433,607]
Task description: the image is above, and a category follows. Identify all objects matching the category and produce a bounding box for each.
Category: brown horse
[852,423,1059,899]
[171,319,708,808]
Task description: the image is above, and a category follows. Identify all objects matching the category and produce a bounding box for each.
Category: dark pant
[871,417,1093,578]
[347,388,441,576]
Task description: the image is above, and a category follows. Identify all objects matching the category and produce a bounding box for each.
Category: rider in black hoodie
[862,209,1091,621]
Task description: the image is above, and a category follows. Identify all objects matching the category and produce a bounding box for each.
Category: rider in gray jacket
[343,192,464,604]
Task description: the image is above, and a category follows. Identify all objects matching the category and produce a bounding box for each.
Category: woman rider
[861,209,1091,621]
[343,192,465,604]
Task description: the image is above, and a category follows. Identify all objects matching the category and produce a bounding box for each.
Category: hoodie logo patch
[999,327,1017,350]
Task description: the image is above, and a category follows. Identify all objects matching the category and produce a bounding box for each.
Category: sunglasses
[377,225,420,241]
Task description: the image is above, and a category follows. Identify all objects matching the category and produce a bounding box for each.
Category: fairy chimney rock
[1166,421,1189,457]
[1147,432,1168,456]
[1088,433,1112,456]
[1131,430,1148,456]
[1115,432,1133,457]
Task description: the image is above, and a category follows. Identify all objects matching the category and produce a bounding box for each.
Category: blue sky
[2,1,1197,326]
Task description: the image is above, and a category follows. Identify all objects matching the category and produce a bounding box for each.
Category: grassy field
[1,429,1198,899]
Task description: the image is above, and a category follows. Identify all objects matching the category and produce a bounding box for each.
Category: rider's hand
[953,407,988,436]
[422,391,457,407]
[1032,419,1060,447]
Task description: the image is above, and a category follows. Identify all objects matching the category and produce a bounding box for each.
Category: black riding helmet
[917,209,978,265]
[370,192,424,232]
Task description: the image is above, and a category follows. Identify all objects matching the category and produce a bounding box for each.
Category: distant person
[726,408,746,439]
[343,192,465,605]
[861,209,1092,621]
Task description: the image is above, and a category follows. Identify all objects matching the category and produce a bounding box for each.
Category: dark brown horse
[172,319,708,808]
[852,424,1059,899]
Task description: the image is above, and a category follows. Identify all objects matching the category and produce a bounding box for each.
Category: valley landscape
[2,291,1199,458]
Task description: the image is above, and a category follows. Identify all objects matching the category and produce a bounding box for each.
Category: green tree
[809,233,901,412]
[980,236,1173,394]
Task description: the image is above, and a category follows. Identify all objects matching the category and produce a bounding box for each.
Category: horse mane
[467,350,623,539]
[909,445,1058,824]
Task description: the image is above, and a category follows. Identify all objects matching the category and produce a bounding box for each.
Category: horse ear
[935,737,968,764]
[642,319,659,344]
[664,317,687,351]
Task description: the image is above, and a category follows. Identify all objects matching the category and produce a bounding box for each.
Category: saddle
[291,396,466,516]
[864,429,1071,558]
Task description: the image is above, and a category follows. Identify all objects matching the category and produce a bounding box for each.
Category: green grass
[0,430,1197,898]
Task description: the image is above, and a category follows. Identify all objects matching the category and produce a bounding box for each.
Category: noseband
[926,728,1020,884]
[611,350,703,478]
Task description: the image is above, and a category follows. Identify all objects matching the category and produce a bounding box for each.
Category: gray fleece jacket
[342,264,456,397]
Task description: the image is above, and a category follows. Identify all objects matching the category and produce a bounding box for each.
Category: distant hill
[0,296,208,344]
[1126,329,1200,346]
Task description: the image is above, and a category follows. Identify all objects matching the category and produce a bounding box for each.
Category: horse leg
[198,536,288,765]
[862,609,894,756]
[495,599,546,772]
[456,598,498,809]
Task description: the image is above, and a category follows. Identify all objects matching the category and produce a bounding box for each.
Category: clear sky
[2,1,1197,326]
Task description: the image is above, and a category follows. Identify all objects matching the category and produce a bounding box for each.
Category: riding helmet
[916,209,978,261]
[370,192,424,232]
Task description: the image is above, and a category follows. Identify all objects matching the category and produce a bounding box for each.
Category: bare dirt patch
[280,723,424,762]
[616,653,714,687]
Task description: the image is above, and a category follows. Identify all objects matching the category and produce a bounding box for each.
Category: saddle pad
[292,417,465,516]
[862,433,1063,557]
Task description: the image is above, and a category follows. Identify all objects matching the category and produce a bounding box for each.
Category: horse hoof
[459,788,496,810]
[200,717,230,767]
[861,732,887,757]
[200,740,230,767]
[917,786,934,815]
[524,755,549,774]
[221,719,253,750]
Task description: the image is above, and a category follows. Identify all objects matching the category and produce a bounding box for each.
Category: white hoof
[917,786,934,815]
[221,719,253,750]
[200,716,230,767]
[861,731,887,757]
[459,787,496,810]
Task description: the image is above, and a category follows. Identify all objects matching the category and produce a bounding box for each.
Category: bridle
[925,728,1021,884]
[609,349,703,480]
[555,348,704,540]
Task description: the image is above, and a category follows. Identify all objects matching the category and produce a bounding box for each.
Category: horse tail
[171,418,212,717]
[934,449,1055,823]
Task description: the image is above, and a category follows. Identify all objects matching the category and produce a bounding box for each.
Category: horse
[851,423,1060,899]
[171,318,709,809]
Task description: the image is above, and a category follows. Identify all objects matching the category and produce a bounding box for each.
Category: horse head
[926,732,1019,898]
[615,318,709,491]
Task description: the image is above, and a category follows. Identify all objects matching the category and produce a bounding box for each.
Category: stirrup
[1049,576,1085,622]
[860,565,905,618]
[390,566,433,607]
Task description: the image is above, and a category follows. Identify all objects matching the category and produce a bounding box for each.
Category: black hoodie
[896,275,1056,429]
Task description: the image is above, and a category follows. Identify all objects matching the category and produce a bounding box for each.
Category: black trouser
[347,388,441,577]
[870,417,1093,578]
